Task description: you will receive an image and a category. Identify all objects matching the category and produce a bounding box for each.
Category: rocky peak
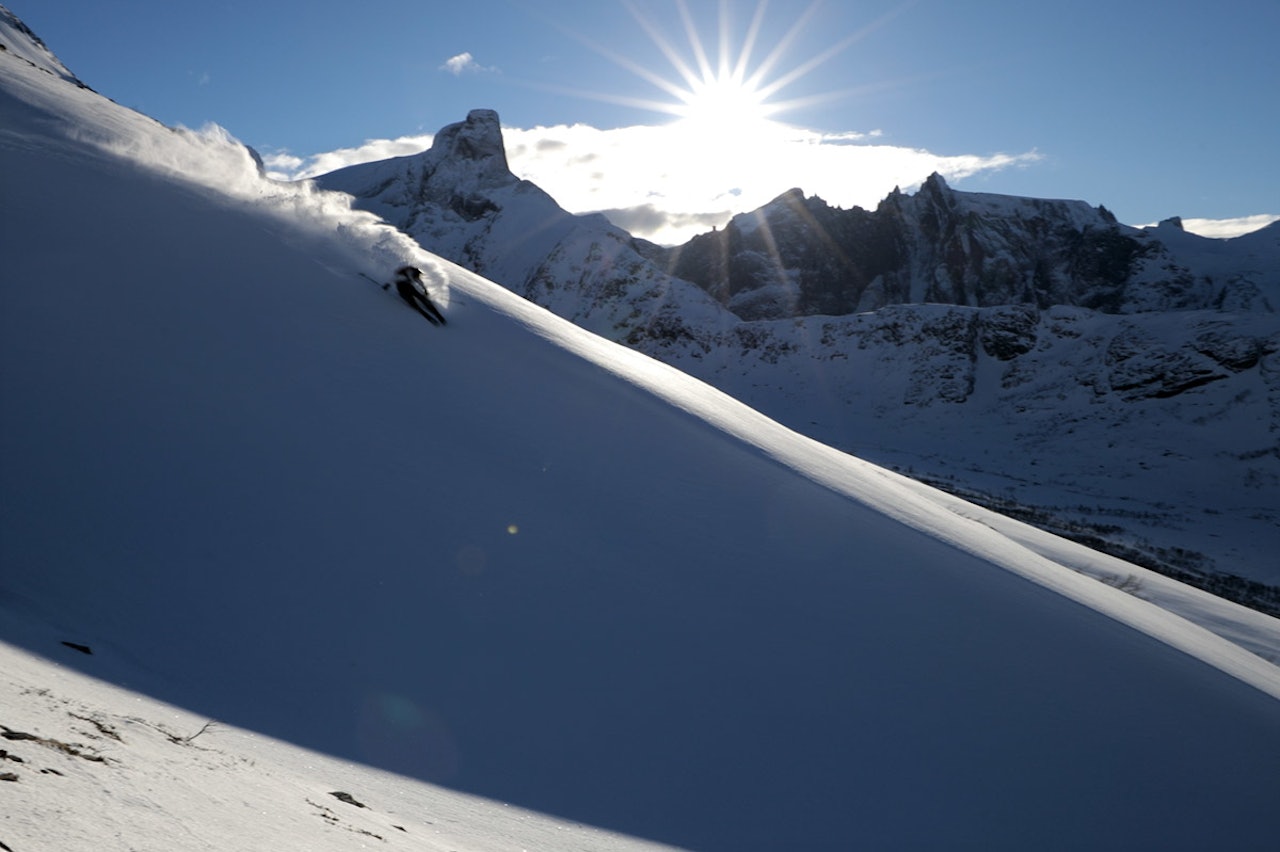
[920,171,953,200]
[733,187,811,230]
[425,108,513,191]
[433,110,508,170]
[661,173,1274,318]
[770,187,808,207]
[316,108,520,226]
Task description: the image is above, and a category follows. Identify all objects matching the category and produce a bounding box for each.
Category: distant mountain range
[318,109,1280,611]
[660,174,1276,318]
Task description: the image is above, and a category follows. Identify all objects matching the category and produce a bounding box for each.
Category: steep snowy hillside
[0,641,677,852]
[657,304,1280,608]
[3,12,1280,851]
[319,111,1280,604]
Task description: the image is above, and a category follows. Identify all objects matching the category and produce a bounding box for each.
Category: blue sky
[15,0,1279,243]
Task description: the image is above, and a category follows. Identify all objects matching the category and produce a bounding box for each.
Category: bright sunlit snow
[2,10,1279,851]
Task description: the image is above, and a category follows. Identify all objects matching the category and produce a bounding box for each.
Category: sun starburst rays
[543,0,867,136]
[657,0,802,133]
[520,0,924,145]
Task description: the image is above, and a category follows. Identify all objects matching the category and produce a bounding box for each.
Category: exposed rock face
[660,173,1278,319]
[318,109,521,241]
[979,304,1040,361]
[1105,326,1228,400]
[659,187,904,319]
[433,109,509,172]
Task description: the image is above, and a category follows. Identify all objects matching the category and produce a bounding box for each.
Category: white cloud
[265,135,433,182]
[1178,214,1280,239]
[260,150,303,173]
[501,121,1041,244]
[440,52,495,76]
[270,119,1041,244]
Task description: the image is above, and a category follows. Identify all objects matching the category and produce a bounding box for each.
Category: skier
[393,265,447,326]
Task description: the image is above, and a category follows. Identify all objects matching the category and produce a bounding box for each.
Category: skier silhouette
[393,265,446,326]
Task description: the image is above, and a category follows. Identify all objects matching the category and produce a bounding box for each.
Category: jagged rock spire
[427,108,513,189]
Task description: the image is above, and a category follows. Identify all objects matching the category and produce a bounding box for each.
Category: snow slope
[0,639,679,852]
[319,114,1280,599]
[0,5,82,86]
[658,304,1280,596]
[2,13,1280,851]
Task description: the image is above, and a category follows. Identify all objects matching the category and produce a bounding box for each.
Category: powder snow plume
[100,121,449,297]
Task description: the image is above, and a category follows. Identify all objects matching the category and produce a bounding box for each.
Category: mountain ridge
[317,110,1280,605]
[662,170,1277,319]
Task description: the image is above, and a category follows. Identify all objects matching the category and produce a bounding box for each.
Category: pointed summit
[318,108,519,223]
[430,108,510,183]
[922,171,949,189]
[920,171,954,204]
[773,187,808,204]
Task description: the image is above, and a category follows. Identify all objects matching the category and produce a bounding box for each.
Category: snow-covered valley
[2,8,1280,851]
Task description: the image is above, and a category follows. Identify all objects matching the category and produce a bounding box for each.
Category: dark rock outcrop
[658,173,1274,320]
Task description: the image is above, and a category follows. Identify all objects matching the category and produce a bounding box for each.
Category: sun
[538,0,910,142]
[547,0,855,139]
[673,69,775,133]
[629,0,792,137]
[515,0,909,243]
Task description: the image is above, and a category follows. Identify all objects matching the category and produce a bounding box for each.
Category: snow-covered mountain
[4,10,1280,851]
[317,109,733,344]
[317,111,1280,610]
[664,175,1277,319]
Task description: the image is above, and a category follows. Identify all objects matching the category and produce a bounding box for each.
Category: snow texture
[2,11,1280,851]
